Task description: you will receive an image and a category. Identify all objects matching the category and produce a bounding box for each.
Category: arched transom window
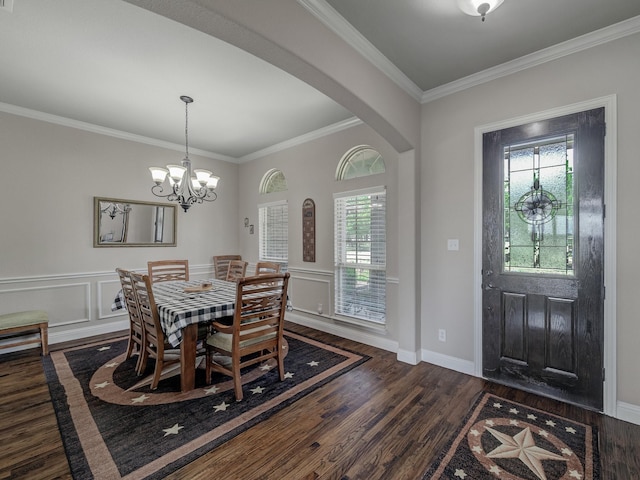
[336,146,385,180]
[259,168,287,194]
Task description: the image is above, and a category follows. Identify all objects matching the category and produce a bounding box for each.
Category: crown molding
[297,0,423,102]
[0,101,237,163]
[238,116,362,163]
[298,1,640,105]
[422,15,640,103]
[0,101,363,165]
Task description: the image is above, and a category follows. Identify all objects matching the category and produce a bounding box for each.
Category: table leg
[180,323,197,392]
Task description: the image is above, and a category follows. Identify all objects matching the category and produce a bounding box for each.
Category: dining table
[113,278,237,392]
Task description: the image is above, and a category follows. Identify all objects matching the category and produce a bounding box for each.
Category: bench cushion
[0,310,49,330]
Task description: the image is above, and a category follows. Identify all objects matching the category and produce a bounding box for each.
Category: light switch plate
[447,239,459,251]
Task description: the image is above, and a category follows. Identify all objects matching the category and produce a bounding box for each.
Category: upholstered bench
[0,310,49,356]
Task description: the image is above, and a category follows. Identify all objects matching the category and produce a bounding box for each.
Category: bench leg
[40,324,49,356]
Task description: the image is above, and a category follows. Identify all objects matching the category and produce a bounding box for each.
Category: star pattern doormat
[423,392,600,480]
[43,331,369,480]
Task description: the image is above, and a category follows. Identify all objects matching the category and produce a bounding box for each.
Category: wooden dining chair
[130,271,181,390]
[205,272,290,401]
[213,255,242,281]
[255,261,281,276]
[226,260,248,282]
[147,260,189,284]
[116,268,145,375]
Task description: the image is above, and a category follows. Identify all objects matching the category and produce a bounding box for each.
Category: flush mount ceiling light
[458,0,505,22]
[149,96,220,212]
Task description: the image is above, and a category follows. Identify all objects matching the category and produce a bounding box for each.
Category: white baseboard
[50,319,129,345]
[397,348,419,365]
[286,311,398,353]
[616,401,640,426]
[420,348,476,376]
[0,319,129,355]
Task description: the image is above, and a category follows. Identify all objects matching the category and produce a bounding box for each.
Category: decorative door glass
[503,134,574,275]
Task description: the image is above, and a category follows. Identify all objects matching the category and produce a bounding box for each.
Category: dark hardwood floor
[1,322,638,479]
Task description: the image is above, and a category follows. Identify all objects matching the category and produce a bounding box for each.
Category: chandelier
[149,96,220,212]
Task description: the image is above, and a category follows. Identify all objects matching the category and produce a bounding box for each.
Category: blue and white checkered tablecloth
[112,278,237,347]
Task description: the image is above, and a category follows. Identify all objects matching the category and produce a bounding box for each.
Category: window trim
[335,145,386,181]
[259,168,287,194]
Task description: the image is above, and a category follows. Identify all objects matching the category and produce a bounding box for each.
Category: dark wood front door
[482,108,605,411]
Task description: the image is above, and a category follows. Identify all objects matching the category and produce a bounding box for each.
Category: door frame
[472,95,617,416]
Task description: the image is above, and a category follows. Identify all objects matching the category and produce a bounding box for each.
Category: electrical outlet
[438,329,446,342]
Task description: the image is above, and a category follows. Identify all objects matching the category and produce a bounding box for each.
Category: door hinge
[602,367,605,382]
[603,204,606,218]
[603,285,606,300]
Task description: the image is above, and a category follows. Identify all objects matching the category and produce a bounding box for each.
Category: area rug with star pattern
[423,392,600,480]
[43,330,369,480]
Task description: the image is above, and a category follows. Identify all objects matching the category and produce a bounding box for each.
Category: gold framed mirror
[93,197,177,247]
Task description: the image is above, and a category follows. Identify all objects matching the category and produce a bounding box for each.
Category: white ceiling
[1,0,639,162]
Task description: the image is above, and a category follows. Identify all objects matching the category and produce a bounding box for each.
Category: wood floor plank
[0,323,638,479]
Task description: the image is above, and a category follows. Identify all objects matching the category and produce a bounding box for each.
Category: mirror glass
[93,197,177,247]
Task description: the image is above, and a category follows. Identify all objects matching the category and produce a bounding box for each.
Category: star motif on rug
[509,408,519,414]
[528,414,537,420]
[569,470,583,479]
[260,364,273,371]
[163,423,183,436]
[204,385,219,395]
[485,426,567,480]
[213,401,230,412]
[454,468,467,478]
[565,426,577,434]
[94,381,110,389]
[97,346,111,352]
[307,361,319,367]
[546,420,556,427]
[105,362,119,368]
[489,465,501,475]
[493,402,503,409]
[250,386,265,394]
[284,372,294,379]
[131,394,149,404]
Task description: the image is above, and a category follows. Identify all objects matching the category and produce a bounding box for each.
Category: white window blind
[259,201,288,264]
[334,187,386,324]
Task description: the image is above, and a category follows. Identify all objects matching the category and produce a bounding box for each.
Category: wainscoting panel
[98,278,125,320]
[0,282,91,327]
[287,268,333,316]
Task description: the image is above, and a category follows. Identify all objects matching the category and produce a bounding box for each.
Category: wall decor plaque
[302,198,316,262]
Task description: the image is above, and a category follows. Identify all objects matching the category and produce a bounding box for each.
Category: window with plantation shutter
[259,201,288,268]
[334,187,386,324]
